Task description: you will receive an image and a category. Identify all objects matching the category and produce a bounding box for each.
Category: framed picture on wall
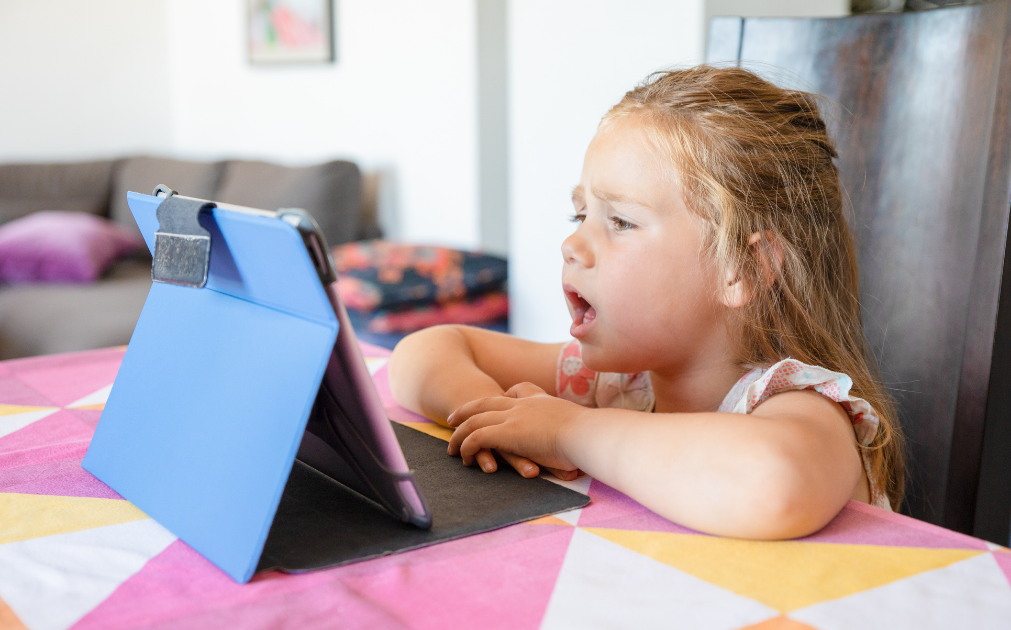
[247,0,335,64]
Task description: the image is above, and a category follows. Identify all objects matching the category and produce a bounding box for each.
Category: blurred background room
[0,0,948,359]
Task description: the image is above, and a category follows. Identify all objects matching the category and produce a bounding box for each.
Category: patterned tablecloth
[2,344,1010,630]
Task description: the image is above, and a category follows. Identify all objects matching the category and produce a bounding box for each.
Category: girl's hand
[446,383,586,480]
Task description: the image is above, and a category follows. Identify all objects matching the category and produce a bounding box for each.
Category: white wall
[165,0,480,248]
[0,0,172,161]
[506,0,851,343]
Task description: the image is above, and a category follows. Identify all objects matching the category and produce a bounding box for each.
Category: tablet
[273,208,430,527]
[161,192,431,529]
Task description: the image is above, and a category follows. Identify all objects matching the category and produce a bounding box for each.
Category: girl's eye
[570,212,586,224]
[610,216,636,231]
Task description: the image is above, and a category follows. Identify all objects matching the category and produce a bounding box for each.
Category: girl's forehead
[581,120,684,205]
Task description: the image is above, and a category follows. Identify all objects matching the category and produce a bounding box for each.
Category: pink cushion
[0,211,145,284]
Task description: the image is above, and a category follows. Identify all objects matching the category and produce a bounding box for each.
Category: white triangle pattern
[554,508,582,526]
[365,358,388,376]
[0,518,177,630]
[0,408,59,440]
[789,553,1011,630]
[541,474,590,525]
[65,384,113,409]
[540,528,778,630]
[542,473,593,495]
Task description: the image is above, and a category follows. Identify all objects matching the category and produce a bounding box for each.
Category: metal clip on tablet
[151,185,216,288]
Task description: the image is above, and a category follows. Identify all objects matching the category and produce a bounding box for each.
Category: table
[1,345,1010,630]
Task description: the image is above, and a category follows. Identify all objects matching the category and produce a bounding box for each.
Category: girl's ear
[721,231,783,309]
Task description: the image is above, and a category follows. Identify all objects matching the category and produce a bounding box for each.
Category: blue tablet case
[83,192,591,584]
[82,192,338,583]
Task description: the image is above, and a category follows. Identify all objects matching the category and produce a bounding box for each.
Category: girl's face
[562,119,730,374]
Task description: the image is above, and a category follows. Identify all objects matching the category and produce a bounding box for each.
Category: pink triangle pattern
[13,354,122,407]
[993,551,1011,587]
[0,455,121,499]
[576,479,707,536]
[0,375,56,407]
[64,408,103,430]
[76,524,574,630]
[0,411,94,465]
[3,346,125,376]
[358,341,391,359]
[337,524,574,630]
[73,541,345,630]
[801,500,990,550]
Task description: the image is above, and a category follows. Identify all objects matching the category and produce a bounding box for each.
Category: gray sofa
[0,156,368,359]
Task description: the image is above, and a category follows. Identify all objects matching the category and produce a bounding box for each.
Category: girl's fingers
[475,448,497,473]
[447,396,514,427]
[459,426,507,465]
[500,451,540,478]
[545,466,579,481]
[505,382,548,399]
[448,411,505,459]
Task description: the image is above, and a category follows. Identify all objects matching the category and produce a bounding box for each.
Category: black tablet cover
[258,422,591,572]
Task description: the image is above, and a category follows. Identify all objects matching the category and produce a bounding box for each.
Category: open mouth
[564,286,597,337]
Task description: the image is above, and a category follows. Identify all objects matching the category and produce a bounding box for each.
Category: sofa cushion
[0,211,144,283]
[0,259,151,360]
[215,160,361,247]
[0,160,117,226]
[332,240,508,311]
[110,156,225,238]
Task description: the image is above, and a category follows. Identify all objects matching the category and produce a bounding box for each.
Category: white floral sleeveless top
[556,340,891,511]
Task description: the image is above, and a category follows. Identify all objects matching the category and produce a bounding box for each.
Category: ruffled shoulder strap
[722,359,880,447]
[556,339,598,407]
[556,340,654,411]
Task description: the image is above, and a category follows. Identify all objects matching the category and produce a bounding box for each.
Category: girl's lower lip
[570,306,597,338]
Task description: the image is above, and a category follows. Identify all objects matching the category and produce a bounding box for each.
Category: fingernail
[482,461,493,472]
[524,466,536,477]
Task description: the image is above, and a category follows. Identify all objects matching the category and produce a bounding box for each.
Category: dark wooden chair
[707,1,1011,544]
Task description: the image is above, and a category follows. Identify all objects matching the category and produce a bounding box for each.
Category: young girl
[387,66,904,540]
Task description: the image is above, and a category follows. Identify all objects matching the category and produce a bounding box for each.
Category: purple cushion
[0,211,145,284]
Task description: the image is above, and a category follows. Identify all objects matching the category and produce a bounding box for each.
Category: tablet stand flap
[260,423,591,573]
[83,192,338,583]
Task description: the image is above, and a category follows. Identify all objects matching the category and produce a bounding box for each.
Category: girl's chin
[578,342,649,375]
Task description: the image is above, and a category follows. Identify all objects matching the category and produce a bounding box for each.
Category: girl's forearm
[388,326,505,425]
[558,408,858,539]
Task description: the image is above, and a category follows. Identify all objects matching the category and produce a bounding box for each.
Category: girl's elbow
[733,445,844,540]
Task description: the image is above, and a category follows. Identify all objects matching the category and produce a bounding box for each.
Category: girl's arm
[388,325,563,425]
[447,387,863,540]
[388,326,566,478]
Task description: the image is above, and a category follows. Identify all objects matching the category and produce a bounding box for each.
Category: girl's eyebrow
[591,186,653,210]
[571,185,585,205]
[572,184,653,210]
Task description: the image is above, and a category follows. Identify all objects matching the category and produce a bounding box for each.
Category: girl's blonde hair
[602,65,904,508]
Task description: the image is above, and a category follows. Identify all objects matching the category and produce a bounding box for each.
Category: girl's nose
[562,226,594,268]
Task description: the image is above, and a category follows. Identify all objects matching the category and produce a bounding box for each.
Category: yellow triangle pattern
[585,527,982,612]
[400,421,453,442]
[525,515,573,526]
[0,493,149,545]
[0,404,56,417]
